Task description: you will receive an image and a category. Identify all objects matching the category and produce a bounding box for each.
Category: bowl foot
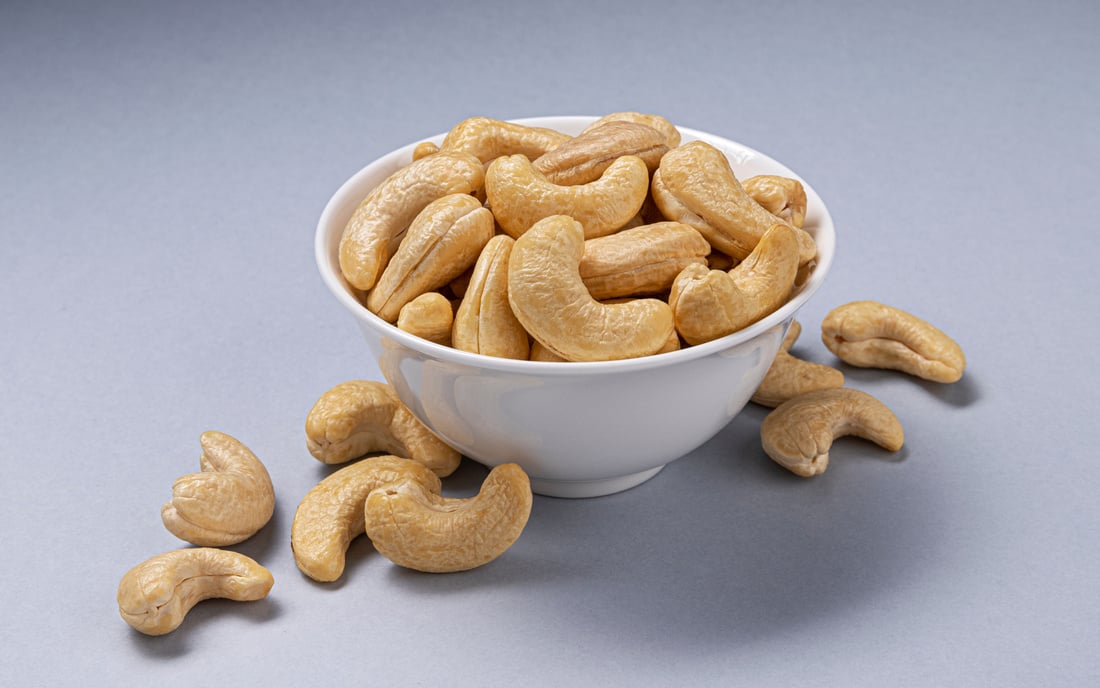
[529,465,665,499]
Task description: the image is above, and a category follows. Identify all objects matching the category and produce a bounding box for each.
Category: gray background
[3,0,1097,685]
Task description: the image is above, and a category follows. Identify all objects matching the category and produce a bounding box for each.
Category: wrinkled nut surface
[669,223,800,345]
[580,111,682,148]
[508,215,675,361]
[117,548,273,635]
[364,463,532,573]
[579,221,710,300]
[160,431,275,547]
[305,380,461,477]
[291,456,441,582]
[439,117,572,164]
[452,234,530,359]
[486,153,649,239]
[532,120,669,185]
[397,292,454,346]
[339,151,484,291]
[751,320,844,407]
[761,388,904,477]
[366,193,494,322]
[742,175,807,229]
[821,301,966,383]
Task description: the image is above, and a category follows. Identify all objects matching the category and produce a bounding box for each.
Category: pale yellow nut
[397,292,454,346]
[742,175,807,229]
[751,320,845,408]
[580,111,682,148]
[291,456,441,582]
[529,340,566,362]
[821,301,967,383]
[760,388,904,477]
[160,431,275,547]
[485,154,649,239]
[439,117,572,164]
[366,193,494,322]
[305,380,461,477]
[117,548,273,636]
[669,223,800,345]
[654,142,816,264]
[508,215,675,362]
[452,234,530,360]
[339,151,484,291]
[364,463,532,573]
[532,120,669,185]
[579,221,710,300]
[412,141,440,161]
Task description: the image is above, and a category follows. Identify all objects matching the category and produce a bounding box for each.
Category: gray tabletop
[3,1,1097,685]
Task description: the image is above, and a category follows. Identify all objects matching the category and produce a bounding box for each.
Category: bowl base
[529,465,665,499]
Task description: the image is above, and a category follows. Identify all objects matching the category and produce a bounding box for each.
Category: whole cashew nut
[117,548,274,635]
[305,380,461,477]
[439,117,572,164]
[397,292,455,346]
[452,234,530,360]
[760,388,905,477]
[579,221,710,300]
[508,215,675,362]
[742,175,807,229]
[160,431,275,547]
[532,120,669,186]
[580,111,682,148]
[291,455,441,582]
[821,301,967,383]
[751,320,844,408]
[364,463,532,573]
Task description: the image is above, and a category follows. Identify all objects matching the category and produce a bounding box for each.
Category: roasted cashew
[760,388,904,477]
[364,463,532,573]
[580,111,682,148]
[751,320,844,407]
[397,292,454,346]
[117,548,273,635]
[669,223,800,345]
[339,151,484,291]
[821,301,966,383]
[452,234,530,360]
[742,175,807,228]
[532,120,669,185]
[439,117,572,164]
[305,380,460,477]
[579,222,710,300]
[653,141,816,264]
[291,456,441,582]
[160,431,275,546]
[508,215,675,362]
[486,154,649,239]
[366,193,494,322]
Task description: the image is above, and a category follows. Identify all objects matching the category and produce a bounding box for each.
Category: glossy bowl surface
[316,116,836,497]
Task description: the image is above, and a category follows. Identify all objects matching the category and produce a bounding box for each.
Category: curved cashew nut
[305,380,461,477]
[160,431,275,546]
[669,223,800,345]
[532,120,669,186]
[751,320,844,408]
[117,548,274,635]
[579,221,710,300]
[742,175,807,228]
[486,154,649,239]
[339,151,484,291]
[364,463,532,573]
[761,388,904,477]
[508,215,675,361]
[366,193,494,322]
[397,292,455,346]
[821,301,966,383]
[580,111,682,148]
[452,234,530,360]
[439,117,572,164]
[291,455,441,582]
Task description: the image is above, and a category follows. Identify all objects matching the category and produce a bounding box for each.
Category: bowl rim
[315,115,835,377]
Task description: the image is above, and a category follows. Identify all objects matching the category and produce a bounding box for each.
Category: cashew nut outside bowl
[316,116,836,498]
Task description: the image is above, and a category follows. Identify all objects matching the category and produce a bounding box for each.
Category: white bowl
[316,116,835,498]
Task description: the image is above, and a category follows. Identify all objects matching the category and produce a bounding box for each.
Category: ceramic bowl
[316,116,835,498]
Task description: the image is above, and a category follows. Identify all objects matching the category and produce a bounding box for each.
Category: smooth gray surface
[3,0,1098,685]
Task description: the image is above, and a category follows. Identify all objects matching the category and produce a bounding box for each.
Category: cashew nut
[760,388,904,477]
[742,175,807,228]
[364,463,532,573]
[751,320,844,407]
[291,455,441,582]
[452,234,530,359]
[579,221,710,300]
[532,120,669,185]
[412,141,439,161]
[439,117,572,164]
[397,292,454,346]
[117,548,274,635]
[366,193,494,322]
[821,301,967,383]
[580,111,682,148]
[508,215,675,362]
[485,153,649,239]
[669,223,800,345]
[339,151,484,291]
[305,380,461,477]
